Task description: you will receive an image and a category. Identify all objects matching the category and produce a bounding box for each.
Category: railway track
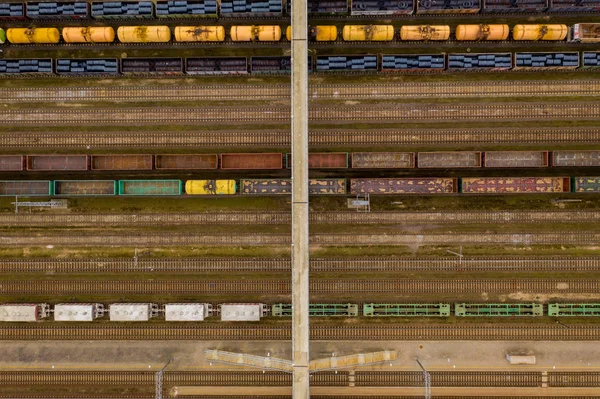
[1,231,599,246]
[5,81,600,102]
[2,256,600,273]
[0,279,596,294]
[2,127,599,148]
[0,324,598,340]
[1,210,597,227]
[0,103,597,125]
[2,370,596,387]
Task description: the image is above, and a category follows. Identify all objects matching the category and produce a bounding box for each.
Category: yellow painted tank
[512,24,568,41]
[117,26,171,43]
[230,26,281,41]
[399,25,450,41]
[185,180,237,195]
[174,26,225,42]
[342,25,394,41]
[455,24,509,41]
[287,26,337,41]
[6,28,60,44]
[62,27,115,43]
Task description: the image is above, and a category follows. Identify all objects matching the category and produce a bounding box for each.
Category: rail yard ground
[5,21,600,397]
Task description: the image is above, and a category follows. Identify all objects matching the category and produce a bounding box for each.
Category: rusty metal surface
[221,153,282,170]
[351,152,414,169]
[54,180,115,195]
[553,151,600,167]
[26,155,88,171]
[417,152,481,168]
[0,156,23,171]
[91,154,153,171]
[484,151,548,168]
[155,154,218,170]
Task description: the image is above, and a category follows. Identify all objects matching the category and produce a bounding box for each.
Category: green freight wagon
[363,303,451,317]
[549,303,600,316]
[272,303,359,317]
[0,181,52,196]
[0,29,5,45]
[53,180,117,196]
[455,303,543,317]
[118,180,183,196]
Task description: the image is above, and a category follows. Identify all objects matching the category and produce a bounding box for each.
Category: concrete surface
[1,340,600,372]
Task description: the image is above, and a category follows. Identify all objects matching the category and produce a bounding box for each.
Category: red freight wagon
[287,153,349,169]
[26,155,88,171]
[155,154,218,170]
[221,153,282,170]
[91,155,153,171]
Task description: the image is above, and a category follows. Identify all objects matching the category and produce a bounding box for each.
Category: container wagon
[573,177,600,193]
[219,303,268,321]
[26,2,88,19]
[417,152,482,168]
[351,152,415,168]
[0,3,25,20]
[416,0,480,14]
[288,0,347,14]
[272,303,359,317]
[220,0,282,16]
[448,53,512,71]
[455,303,543,316]
[514,52,579,70]
[0,59,53,75]
[155,154,218,169]
[121,58,183,74]
[363,303,451,317]
[461,177,570,194]
[381,54,445,72]
[351,0,414,15]
[482,0,548,13]
[54,303,105,321]
[185,57,247,75]
[316,55,378,72]
[26,155,88,171]
[0,155,24,171]
[156,0,218,18]
[164,303,213,321]
[53,180,117,196]
[286,153,348,169]
[483,151,549,168]
[91,1,154,19]
[350,178,458,194]
[0,304,50,322]
[221,153,282,169]
[548,303,600,316]
[56,59,119,75]
[109,303,159,321]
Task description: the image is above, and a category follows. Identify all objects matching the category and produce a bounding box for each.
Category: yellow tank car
[286,25,337,41]
[400,25,450,41]
[342,25,394,41]
[230,25,281,41]
[512,24,568,41]
[7,28,60,44]
[62,27,115,43]
[117,26,171,43]
[185,180,237,195]
[455,24,509,41]
[174,26,225,42]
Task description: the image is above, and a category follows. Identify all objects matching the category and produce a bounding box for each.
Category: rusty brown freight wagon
[553,151,600,167]
[287,153,349,169]
[483,151,549,168]
[350,178,457,194]
[461,177,570,194]
[0,156,24,171]
[155,154,218,170]
[26,155,88,171]
[221,153,282,170]
[351,152,414,169]
[91,155,153,171]
[417,152,482,168]
[54,180,117,195]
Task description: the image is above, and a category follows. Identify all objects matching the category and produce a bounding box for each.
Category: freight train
[0,0,598,21]
[2,150,599,172]
[0,23,597,44]
[1,302,597,322]
[1,176,600,196]
[1,50,596,75]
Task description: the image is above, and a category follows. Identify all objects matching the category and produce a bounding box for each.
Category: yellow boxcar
[117,26,171,43]
[185,180,237,195]
[174,26,225,42]
[455,24,509,41]
[512,24,568,41]
[62,27,115,43]
[342,25,394,41]
[7,28,60,44]
[400,25,450,41]
[230,25,281,41]
[286,25,337,41]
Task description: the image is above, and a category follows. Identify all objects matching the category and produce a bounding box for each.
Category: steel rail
[0,210,597,227]
[6,370,592,387]
[0,324,598,340]
[2,127,599,148]
[4,81,600,102]
[1,232,599,246]
[0,279,597,294]
[1,103,598,125]
[1,256,600,273]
